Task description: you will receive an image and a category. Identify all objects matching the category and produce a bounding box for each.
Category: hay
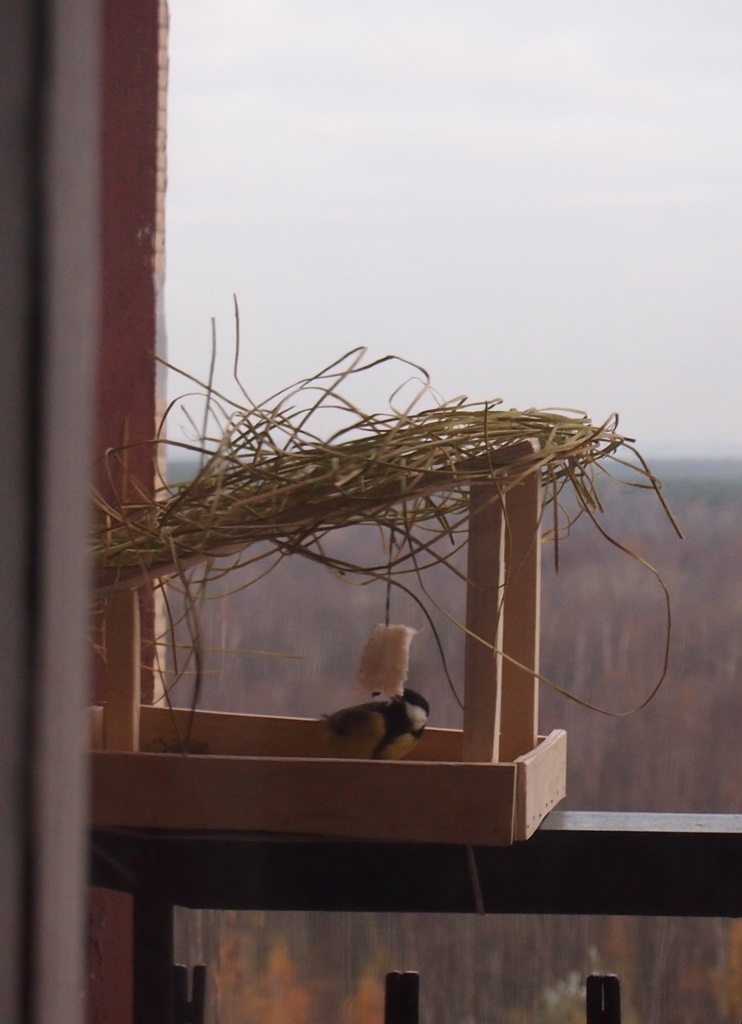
[94,348,679,593]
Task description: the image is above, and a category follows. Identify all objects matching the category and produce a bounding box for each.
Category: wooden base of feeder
[91,707,566,846]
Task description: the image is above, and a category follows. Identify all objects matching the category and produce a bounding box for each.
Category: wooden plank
[513,730,567,840]
[139,706,326,756]
[139,705,463,761]
[102,588,141,751]
[91,751,519,845]
[133,864,174,1024]
[499,471,542,761]
[462,482,505,762]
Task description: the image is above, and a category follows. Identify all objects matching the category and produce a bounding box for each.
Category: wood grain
[101,589,141,751]
[91,750,519,845]
[513,729,567,840]
[139,705,463,762]
[499,471,542,762]
[462,482,505,762]
[91,728,567,845]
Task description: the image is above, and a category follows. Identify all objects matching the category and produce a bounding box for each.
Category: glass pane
[163,463,742,812]
[165,2,742,456]
[162,1,742,813]
[174,909,742,1024]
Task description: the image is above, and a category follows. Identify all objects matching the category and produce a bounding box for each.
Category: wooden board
[91,726,566,846]
[138,705,463,761]
[462,450,542,764]
[462,481,505,762]
[100,589,141,751]
[513,729,567,841]
[499,472,542,762]
[91,751,518,844]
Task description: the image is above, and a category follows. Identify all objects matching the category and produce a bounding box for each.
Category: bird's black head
[401,688,430,716]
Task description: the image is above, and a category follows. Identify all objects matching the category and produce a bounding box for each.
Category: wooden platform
[91,708,566,845]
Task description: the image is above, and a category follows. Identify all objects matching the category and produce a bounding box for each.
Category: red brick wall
[88,1,162,1021]
[95,0,158,511]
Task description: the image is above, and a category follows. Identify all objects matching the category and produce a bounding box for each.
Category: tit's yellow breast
[324,705,388,760]
[375,731,419,760]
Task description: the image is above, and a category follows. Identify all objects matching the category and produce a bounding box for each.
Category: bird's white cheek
[406,705,428,733]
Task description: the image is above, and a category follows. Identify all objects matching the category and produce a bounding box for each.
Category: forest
[168,457,742,1024]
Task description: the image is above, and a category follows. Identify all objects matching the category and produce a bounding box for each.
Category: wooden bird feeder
[91,439,566,846]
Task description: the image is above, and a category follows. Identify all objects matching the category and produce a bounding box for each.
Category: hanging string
[384,525,394,626]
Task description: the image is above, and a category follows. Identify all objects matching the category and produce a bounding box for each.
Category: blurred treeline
[170,459,742,1023]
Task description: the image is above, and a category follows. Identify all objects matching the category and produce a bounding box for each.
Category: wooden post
[499,470,542,762]
[462,447,542,765]
[102,588,141,751]
[384,972,419,1024]
[462,482,506,762]
[133,854,174,1024]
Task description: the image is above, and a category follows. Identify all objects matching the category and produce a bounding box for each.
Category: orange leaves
[724,919,742,1019]
[342,965,385,1024]
[211,917,312,1024]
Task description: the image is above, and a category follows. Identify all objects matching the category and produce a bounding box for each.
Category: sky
[164,0,742,457]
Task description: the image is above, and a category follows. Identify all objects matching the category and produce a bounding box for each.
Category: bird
[323,688,430,760]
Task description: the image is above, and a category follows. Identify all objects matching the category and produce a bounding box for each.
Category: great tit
[324,688,430,760]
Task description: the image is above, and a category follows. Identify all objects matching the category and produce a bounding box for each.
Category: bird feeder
[91,439,566,846]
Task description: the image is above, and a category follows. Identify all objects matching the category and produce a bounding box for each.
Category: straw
[94,348,680,593]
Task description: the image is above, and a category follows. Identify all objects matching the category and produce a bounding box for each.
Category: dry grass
[94,347,678,592]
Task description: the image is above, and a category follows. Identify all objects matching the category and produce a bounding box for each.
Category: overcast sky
[164,1,742,457]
